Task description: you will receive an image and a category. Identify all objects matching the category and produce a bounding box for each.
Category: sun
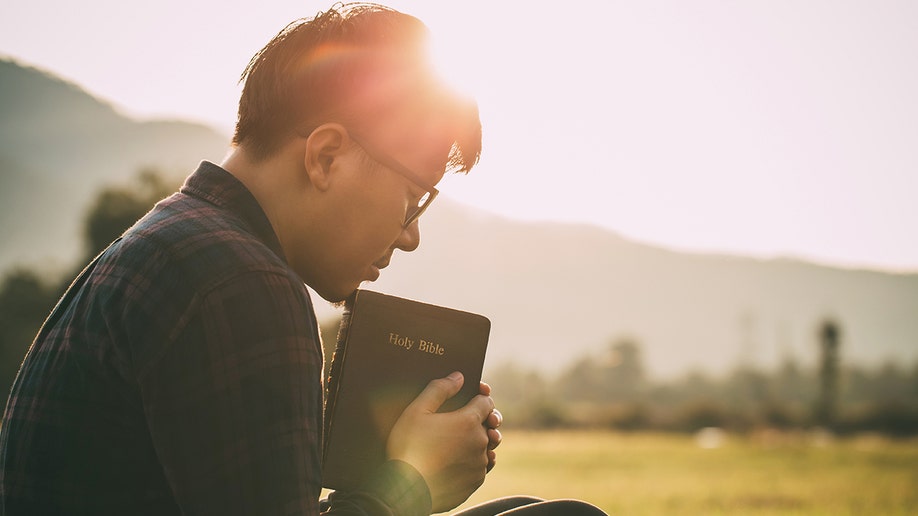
[425,23,486,102]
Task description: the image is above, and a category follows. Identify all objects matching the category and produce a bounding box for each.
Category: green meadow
[453,430,918,515]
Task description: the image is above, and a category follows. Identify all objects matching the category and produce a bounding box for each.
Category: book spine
[322,292,358,462]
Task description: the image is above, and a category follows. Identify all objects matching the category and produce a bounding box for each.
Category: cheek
[316,181,406,272]
[325,201,402,267]
[339,216,400,260]
[344,185,407,249]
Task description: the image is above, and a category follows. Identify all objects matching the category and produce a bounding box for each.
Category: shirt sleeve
[136,269,432,516]
[138,269,325,515]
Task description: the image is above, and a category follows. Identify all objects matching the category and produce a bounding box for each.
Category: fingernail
[448,371,463,381]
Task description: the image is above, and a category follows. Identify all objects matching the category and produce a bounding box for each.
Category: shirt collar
[180,161,286,262]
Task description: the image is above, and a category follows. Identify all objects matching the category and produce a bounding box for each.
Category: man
[1,4,606,515]
[1,3,494,514]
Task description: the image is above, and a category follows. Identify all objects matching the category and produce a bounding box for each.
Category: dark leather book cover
[322,289,491,491]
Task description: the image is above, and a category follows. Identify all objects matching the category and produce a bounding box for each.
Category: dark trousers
[452,496,607,515]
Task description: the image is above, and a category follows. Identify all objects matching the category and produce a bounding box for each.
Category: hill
[2,57,915,378]
[0,58,231,271]
[365,201,918,378]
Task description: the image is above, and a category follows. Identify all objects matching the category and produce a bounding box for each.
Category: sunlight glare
[427,27,484,104]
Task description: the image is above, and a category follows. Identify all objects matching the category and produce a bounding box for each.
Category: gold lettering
[389,333,413,351]
[419,339,445,356]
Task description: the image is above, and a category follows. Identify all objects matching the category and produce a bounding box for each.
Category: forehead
[341,64,477,182]
[362,124,452,185]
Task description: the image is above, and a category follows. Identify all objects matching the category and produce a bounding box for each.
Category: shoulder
[119,191,294,292]
[92,192,314,373]
[89,189,309,338]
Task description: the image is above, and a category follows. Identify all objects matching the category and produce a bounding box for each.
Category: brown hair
[233,2,481,173]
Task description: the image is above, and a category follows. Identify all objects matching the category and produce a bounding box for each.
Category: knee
[541,499,607,515]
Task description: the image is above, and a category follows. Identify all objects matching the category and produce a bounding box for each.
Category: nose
[394,219,421,252]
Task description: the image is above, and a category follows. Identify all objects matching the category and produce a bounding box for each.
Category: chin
[314,282,361,306]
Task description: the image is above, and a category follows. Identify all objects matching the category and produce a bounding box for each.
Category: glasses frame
[348,131,440,228]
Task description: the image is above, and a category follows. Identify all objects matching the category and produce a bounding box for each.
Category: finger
[487,428,502,450]
[479,381,491,396]
[463,393,495,423]
[407,372,464,414]
[485,408,503,429]
[487,450,497,472]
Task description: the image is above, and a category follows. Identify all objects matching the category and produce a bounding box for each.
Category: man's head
[233,2,480,170]
[227,3,481,302]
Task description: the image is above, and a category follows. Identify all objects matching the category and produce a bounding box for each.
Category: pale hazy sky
[3,0,917,272]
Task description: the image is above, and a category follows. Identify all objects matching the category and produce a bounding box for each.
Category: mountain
[2,58,916,378]
[0,58,231,271]
[363,202,918,378]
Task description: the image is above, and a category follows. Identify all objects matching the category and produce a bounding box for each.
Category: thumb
[407,371,464,414]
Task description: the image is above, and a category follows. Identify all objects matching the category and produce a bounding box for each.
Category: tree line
[483,335,918,436]
[2,170,916,437]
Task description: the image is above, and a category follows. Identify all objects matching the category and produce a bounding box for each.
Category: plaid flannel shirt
[0,161,431,516]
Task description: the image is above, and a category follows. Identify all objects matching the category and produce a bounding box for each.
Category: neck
[221,145,310,262]
[221,146,277,212]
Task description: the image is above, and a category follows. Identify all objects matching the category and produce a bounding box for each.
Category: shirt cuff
[327,460,432,516]
[364,460,432,515]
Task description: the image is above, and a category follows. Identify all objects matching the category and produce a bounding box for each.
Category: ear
[303,123,348,192]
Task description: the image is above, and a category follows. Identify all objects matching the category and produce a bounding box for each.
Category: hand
[479,382,502,472]
[387,372,494,512]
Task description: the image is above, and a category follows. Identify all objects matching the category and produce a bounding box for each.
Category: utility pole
[815,319,841,429]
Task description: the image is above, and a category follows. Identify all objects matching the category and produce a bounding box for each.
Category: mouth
[373,255,391,271]
[367,256,391,282]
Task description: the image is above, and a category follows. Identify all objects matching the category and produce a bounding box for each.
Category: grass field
[451,430,918,515]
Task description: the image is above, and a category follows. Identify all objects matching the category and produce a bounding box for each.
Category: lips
[366,255,391,282]
[373,255,391,271]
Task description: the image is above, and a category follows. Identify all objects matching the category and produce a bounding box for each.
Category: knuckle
[471,410,488,429]
[474,428,490,449]
[463,412,481,430]
[470,453,488,472]
[429,377,450,391]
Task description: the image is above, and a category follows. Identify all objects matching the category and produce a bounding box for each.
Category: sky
[2,0,917,273]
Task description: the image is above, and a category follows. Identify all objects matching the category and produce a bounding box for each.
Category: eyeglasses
[348,132,440,228]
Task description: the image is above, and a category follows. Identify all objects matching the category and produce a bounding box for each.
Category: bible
[322,289,491,491]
